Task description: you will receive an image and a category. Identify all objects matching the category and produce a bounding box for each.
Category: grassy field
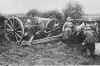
[0,40,100,66]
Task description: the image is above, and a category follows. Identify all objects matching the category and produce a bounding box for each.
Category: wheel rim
[5,16,24,42]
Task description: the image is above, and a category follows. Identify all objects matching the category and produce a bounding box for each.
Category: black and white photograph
[0,0,100,65]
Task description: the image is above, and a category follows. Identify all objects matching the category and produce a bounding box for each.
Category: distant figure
[62,17,73,39]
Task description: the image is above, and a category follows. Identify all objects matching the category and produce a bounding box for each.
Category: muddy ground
[0,39,100,66]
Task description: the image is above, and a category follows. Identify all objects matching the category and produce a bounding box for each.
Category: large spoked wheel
[5,16,24,43]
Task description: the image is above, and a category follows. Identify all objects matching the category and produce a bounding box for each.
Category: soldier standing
[62,17,73,31]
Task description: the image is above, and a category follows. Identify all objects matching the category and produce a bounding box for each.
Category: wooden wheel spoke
[6,23,13,30]
[6,31,12,34]
[16,30,22,33]
[6,28,13,32]
[15,32,22,39]
[6,32,15,41]
[14,19,18,28]
[7,32,14,37]
[15,25,22,30]
[15,33,19,42]
[9,20,14,27]
[16,31,22,37]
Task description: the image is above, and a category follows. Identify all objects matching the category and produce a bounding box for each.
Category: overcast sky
[0,0,100,14]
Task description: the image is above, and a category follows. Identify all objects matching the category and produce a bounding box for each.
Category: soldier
[62,17,73,31]
[62,17,73,39]
[81,28,96,58]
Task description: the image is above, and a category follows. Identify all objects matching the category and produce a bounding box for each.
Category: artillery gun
[0,15,61,46]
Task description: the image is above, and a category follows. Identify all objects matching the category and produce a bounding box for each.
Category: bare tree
[63,1,84,19]
[26,9,41,17]
[42,10,64,23]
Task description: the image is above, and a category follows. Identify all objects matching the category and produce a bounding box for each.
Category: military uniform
[81,30,96,57]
